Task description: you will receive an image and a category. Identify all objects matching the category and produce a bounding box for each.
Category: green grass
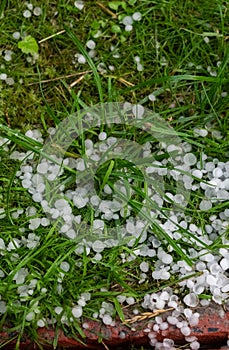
[0,0,229,348]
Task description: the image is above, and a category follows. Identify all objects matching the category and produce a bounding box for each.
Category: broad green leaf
[18,35,39,54]
[128,0,137,5]
[108,1,126,11]
[111,24,121,33]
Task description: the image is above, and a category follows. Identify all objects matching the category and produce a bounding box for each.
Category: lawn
[0,0,229,349]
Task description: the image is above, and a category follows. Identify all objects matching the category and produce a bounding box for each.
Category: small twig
[101,340,110,350]
[5,109,11,127]
[28,71,92,86]
[123,308,174,325]
[118,77,135,87]
[39,29,66,44]
[96,2,117,19]
[69,74,85,88]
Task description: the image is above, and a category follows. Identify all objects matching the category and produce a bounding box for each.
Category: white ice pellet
[168,300,177,309]
[156,299,166,310]
[22,179,32,188]
[137,63,143,71]
[193,284,204,296]
[148,93,156,102]
[132,12,142,21]
[160,270,170,280]
[125,24,133,32]
[212,130,222,139]
[117,295,126,303]
[90,195,100,206]
[80,292,91,302]
[74,0,84,10]
[161,253,173,264]
[163,338,174,347]
[55,306,63,314]
[122,16,133,25]
[26,206,37,216]
[60,261,70,272]
[92,253,102,261]
[88,49,96,58]
[23,9,32,18]
[174,194,184,204]
[73,196,88,208]
[220,258,229,271]
[92,240,105,253]
[78,298,86,307]
[33,7,42,16]
[6,77,14,85]
[98,131,107,141]
[76,158,86,171]
[40,218,50,226]
[140,261,149,273]
[93,219,104,230]
[104,184,112,194]
[119,331,126,339]
[55,199,68,210]
[159,322,168,330]
[201,253,214,262]
[192,169,203,179]
[199,200,212,211]
[37,319,45,327]
[37,162,49,174]
[148,332,156,340]
[134,56,141,63]
[60,224,70,234]
[72,305,82,318]
[4,50,13,61]
[64,229,75,240]
[126,222,135,234]
[213,167,223,178]
[184,153,197,166]
[184,308,192,319]
[0,301,7,314]
[13,31,20,39]
[167,316,178,325]
[77,54,86,64]
[102,314,112,325]
[126,297,135,305]
[26,311,35,321]
[26,3,33,10]
[190,341,200,350]
[0,238,6,250]
[217,189,229,200]
[189,223,198,232]
[183,293,199,307]
[181,326,191,336]
[189,313,200,327]
[221,284,229,293]
[29,218,41,230]
[0,73,7,80]
[86,40,96,50]
[132,104,144,118]
[209,263,221,275]
[193,128,208,137]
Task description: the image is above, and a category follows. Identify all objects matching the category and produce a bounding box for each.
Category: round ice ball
[184,153,197,166]
[183,293,199,307]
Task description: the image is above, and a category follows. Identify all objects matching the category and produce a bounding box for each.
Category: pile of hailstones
[1,107,229,349]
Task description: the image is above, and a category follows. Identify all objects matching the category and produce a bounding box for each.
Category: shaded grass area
[0,1,228,130]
